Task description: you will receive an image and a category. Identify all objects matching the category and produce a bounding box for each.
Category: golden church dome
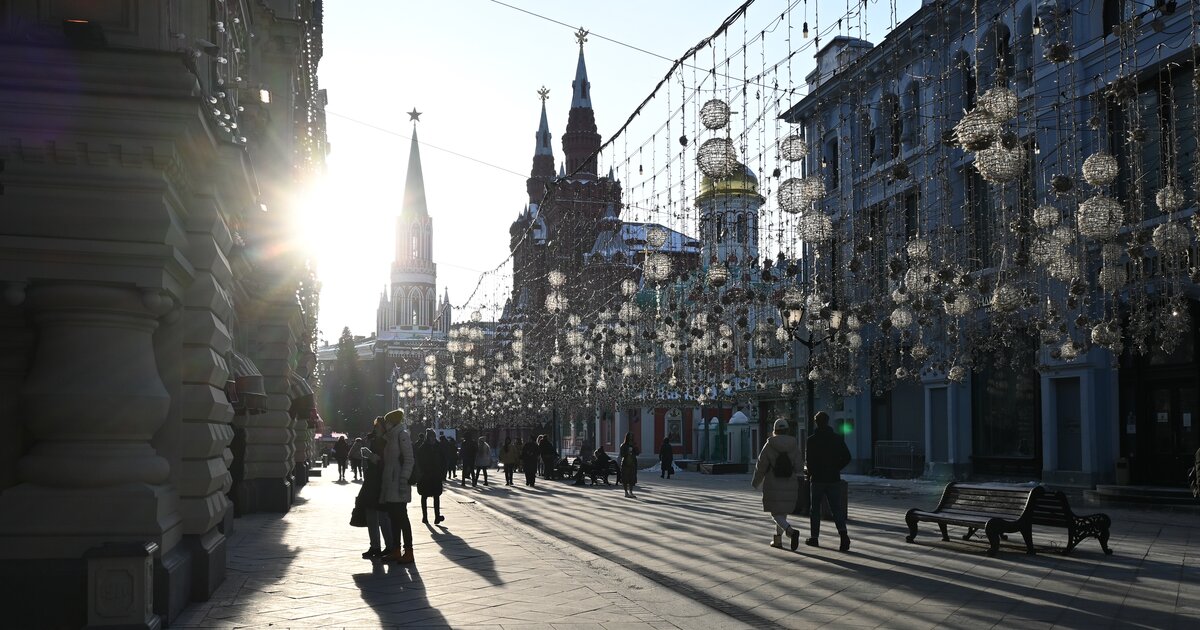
[697,163,763,202]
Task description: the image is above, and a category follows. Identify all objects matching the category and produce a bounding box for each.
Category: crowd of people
[340,409,852,565]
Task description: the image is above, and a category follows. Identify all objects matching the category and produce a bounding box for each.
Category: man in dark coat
[805,411,851,551]
[459,432,477,487]
[440,434,457,479]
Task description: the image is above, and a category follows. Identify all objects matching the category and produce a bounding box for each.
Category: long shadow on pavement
[425,523,503,586]
[353,561,449,627]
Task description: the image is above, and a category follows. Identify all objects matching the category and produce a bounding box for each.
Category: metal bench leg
[963,527,977,541]
[904,510,919,543]
[1020,525,1035,555]
[938,522,950,542]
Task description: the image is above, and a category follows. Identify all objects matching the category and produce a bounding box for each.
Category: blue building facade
[782,0,1199,488]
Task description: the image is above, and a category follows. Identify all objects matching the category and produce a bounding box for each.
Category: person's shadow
[353,562,448,627]
[425,522,502,586]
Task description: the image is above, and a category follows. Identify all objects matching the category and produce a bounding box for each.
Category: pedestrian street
[172,469,1199,629]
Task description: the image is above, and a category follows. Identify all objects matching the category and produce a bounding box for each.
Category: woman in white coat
[379,409,415,563]
[751,418,804,551]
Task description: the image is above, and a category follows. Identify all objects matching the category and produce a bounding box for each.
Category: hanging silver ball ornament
[978,87,1019,121]
[1033,204,1061,229]
[948,365,967,382]
[696,137,738,179]
[699,99,731,130]
[991,282,1023,313]
[1059,340,1082,361]
[1082,151,1119,187]
[954,109,1001,150]
[620,278,638,296]
[890,305,915,329]
[905,265,936,295]
[545,291,568,313]
[944,292,975,317]
[975,144,1025,184]
[1156,185,1185,214]
[644,252,673,282]
[895,367,910,380]
[906,238,931,261]
[798,212,834,243]
[619,302,639,322]
[1090,321,1124,354]
[911,343,931,362]
[846,331,863,350]
[798,176,826,204]
[548,269,566,288]
[780,134,808,162]
[1152,221,1191,256]
[1047,245,1077,281]
[707,263,730,287]
[777,177,808,214]
[646,226,668,248]
[1077,194,1124,240]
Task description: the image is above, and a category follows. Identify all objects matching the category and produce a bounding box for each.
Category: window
[971,335,1041,475]
[860,110,876,167]
[824,136,840,190]
[1015,6,1034,86]
[966,167,994,269]
[1103,0,1134,38]
[736,214,748,243]
[903,190,919,239]
[868,203,888,298]
[1106,64,1196,221]
[977,25,1013,88]
[882,94,902,160]
[902,82,921,150]
[952,51,976,113]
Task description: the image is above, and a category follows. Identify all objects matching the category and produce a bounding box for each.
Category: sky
[306,0,920,346]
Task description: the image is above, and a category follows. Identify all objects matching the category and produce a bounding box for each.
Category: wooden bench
[1028,488,1113,556]
[905,482,1112,557]
[570,458,618,485]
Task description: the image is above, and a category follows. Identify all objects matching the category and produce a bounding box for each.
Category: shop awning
[227,350,267,413]
[288,372,317,423]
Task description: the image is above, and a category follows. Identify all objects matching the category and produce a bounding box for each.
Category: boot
[770,535,783,549]
[435,514,445,525]
[388,548,414,564]
[789,528,801,551]
[839,533,851,552]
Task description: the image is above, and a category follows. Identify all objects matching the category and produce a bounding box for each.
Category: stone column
[237,299,297,513]
[177,202,235,599]
[0,283,182,559]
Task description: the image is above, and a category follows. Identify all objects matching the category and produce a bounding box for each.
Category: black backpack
[773,450,794,478]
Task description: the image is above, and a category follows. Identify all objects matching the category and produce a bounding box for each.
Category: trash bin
[1115,457,1130,486]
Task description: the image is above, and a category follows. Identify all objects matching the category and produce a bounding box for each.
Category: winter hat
[773,418,790,433]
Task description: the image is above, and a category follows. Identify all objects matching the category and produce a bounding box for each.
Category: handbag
[349,506,367,528]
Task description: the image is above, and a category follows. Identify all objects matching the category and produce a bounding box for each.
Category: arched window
[901,82,921,150]
[426,288,437,327]
[950,51,976,113]
[824,136,840,189]
[878,93,901,161]
[859,109,875,167]
[736,214,748,243]
[410,222,421,260]
[978,25,1013,88]
[409,289,424,326]
[1015,5,1034,87]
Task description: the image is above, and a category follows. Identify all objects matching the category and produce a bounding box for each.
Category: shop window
[972,336,1041,468]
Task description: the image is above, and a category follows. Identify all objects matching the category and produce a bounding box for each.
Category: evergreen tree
[332,326,368,436]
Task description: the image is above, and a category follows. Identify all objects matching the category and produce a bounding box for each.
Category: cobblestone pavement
[174,467,1199,629]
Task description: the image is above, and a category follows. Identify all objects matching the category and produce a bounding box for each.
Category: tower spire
[402,111,428,218]
[528,88,556,202]
[563,28,600,177]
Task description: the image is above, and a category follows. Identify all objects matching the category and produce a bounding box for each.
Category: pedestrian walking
[659,437,674,479]
[474,436,492,486]
[348,437,363,481]
[442,435,457,479]
[521,437,540,486]
[460,433,477,487]
[499,437,521,486]
[416,428,446,525]
[752,418,804,550]
[619,432,639,498]
[356,417,394,558]
[379,409,415,563]
[333,435,350,481]
[806,411,851,551]
[539,434,557,479]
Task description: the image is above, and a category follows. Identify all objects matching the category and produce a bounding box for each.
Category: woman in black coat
[659,437,674,479]
[416,429,446,524]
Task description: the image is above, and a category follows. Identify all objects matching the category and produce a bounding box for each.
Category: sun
[292,170,395,339]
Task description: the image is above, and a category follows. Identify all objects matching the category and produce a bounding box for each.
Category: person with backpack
[805,411,852,551]
[751,418,804,551]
